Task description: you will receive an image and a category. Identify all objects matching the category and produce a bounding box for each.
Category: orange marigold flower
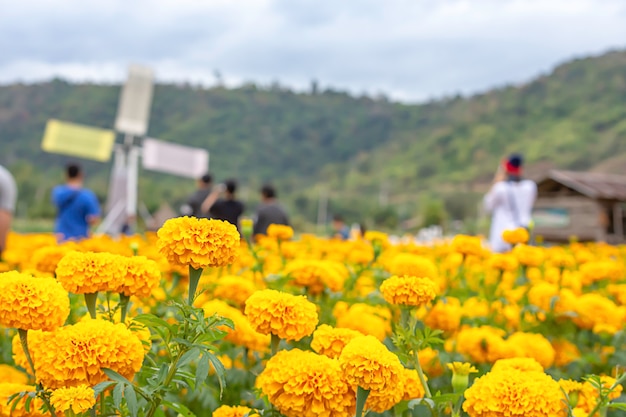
[157,217,240,269]
[380,275,437,307]
[505,332,555,369]
[266,224,294,240]
[244,289,318,341]
[334,303,391,341]
[0,365,28,385]
[387,254,437,279]
[55,251,126,294]
[116,255,161,298]
[0,272,69,331]
[311,324,363,359]
[213,275,258,308]
[339,335,404,394]
[502,228,529,245]
[451,235,483,257]
[203,300,270,353]
[17,320,145,389]
[463,369,567,417]
[213,405,253,417]
[491,357,544,373]
[256,349,355,417]
[50,384,96,413]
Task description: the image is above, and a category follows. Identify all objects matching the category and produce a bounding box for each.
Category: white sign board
[115,65,154,136]
[142,138,209,178]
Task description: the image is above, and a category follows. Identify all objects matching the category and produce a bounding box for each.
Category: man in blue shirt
[52,163,101,241]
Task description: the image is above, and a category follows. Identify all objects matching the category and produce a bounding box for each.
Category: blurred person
[181,173,213,218]
[253,184,289,236]
[52,162,101,242]
[0,165,17,259]
[332,214,350,240]
[201,179,245,230]
[483,154,537,253]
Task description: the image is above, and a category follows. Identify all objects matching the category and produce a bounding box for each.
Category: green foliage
[3,51,626,231]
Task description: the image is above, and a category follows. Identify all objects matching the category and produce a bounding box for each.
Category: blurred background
[2,0,626,236]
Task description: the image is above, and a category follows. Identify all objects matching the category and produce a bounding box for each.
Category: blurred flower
[506,332,555,369]
[512,244,545,267]
[424,298,462,333]
[491,357,544,373]
[50,384,96,413]
[463,368,567,417]
[203,299,270,352]
[284,259,347,294]
[212,275,258,308]
[335,303,391,341]
[0,383,45,417]
[502,228,529,245]
[157,217,240,269]
[266,224,294,241]
[387,254,437,279]
[0,272,69,331]
[0,365,28,384]
[451,235,483,257]
[213,405,253,417]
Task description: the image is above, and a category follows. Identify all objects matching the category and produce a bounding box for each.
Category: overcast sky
[1,0,626,102]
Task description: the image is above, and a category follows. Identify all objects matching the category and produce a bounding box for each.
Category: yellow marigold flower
[455,326,519,364]
[0,272,69,331]
[335,303,392,341]
[366,384,405,413]
[580,261,623,285]
[451,235,483,257]
[244,289,318,341]
[364,230,389,246]
[212,275,258,308]
[418,347,444,377]
[512,244,545,267]
[284,259,347,294]
[573,294,625,334]
[339,335,404,394]
[256,349,355,417]
[0,383,45,417]
[424,298,462,333]
[55,251,126,294]
[203,300,270,352]
[402,368,427,400]
[0,364,28,384]
[117,256,161,298]
[559,379,584,408]
[387,253,438,279]
[266,224,294,240]
[491,357,544,373]
[502,227,529,245]
[213,405,252,417]
[311,324,363,359]
[506,332,555,369]
[20,320,144,389]
[487,253,519,271]
[380,275,437,307]
[50,384,96,413]
[463,369,567,417]
[157,217,240,269]
[30,244,77,274]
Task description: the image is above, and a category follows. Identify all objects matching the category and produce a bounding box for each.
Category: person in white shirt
[483,154,537,253]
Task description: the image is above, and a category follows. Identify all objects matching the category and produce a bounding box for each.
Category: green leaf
[608,403,626,410]
[112,383,124,410]
[196,354,210,388]
[163,400,197,417]
[93,381,116,396]
[178,347,201,368]
[125,385,138,417]
[103,368,133,385]
[207,352,227,397]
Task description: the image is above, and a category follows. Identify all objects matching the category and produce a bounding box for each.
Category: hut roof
[538,170,626,200]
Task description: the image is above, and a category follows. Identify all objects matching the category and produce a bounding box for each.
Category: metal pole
[126,144,140,232]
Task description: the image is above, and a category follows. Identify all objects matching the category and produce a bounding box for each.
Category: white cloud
[1,0,625,101]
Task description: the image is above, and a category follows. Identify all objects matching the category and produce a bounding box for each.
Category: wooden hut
[533,170,626,243]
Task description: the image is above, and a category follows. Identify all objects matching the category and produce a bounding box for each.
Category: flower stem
[84,292,98,319]
[18,329,36,379]
[188,266,203,305]
[270,334,280,356]
[412,349,432,398]
[355,386,370,417]
[119,293,131,323]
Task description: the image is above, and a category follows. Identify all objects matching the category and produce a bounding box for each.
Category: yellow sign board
[41,119,115,162]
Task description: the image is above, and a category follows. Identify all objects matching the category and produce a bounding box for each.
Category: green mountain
[2,50,626,232]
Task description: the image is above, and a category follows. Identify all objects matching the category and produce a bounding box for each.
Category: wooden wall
[533,195,602,242]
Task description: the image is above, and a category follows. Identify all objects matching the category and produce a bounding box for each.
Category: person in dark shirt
[181,173,212,218]
[253,185,289,236]
[332,214,350,240]
[201,179,244,230]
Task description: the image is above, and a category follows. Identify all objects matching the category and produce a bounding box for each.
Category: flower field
[0,217,625,417]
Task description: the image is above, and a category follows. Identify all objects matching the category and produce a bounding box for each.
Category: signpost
[41,64,210,236]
